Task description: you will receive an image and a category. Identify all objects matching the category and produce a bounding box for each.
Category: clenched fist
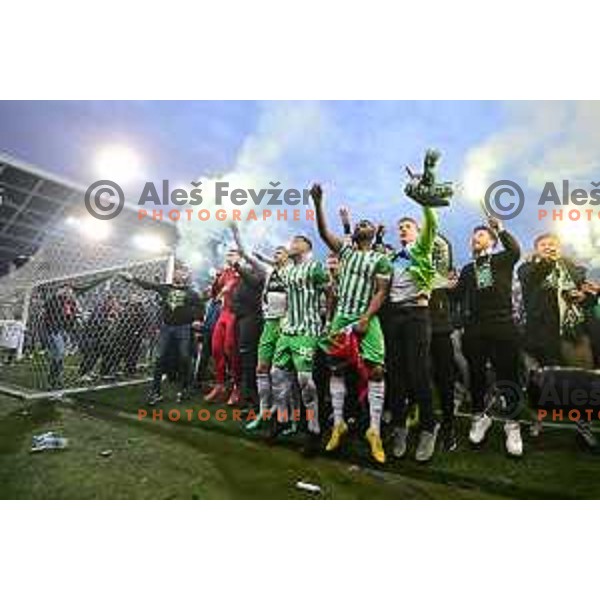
[309,183,323,206]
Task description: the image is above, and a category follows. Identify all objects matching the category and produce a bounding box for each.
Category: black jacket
[231,264,265,318]
[518,256,585,339]
[132,279,203,326]
[454,230,520,331]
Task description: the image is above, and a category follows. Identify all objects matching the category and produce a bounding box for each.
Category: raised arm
[488,216,520,263]
[253,251,275,267]
[499,230,520,260]
[233,262,266,289]
[120,273,165,293]
[230,222,266,275]
[416,206,438,255]
[372,224,386,252]
[339,206,352,237]
[73,273,114,295]
[310,183,343,253]
[230,222,248,258]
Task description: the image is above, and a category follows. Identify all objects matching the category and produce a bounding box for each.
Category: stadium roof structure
[0,151,177,276]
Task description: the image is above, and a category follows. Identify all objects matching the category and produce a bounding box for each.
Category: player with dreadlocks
[311,183,393,464]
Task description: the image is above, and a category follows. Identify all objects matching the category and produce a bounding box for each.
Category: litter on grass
[30,432,69,452]
[295,481,322,494]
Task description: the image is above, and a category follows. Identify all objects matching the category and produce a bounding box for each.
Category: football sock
[298,371,320,435]
[256,372,271,416]
[271,367,293,423]
[368,380,385,435]
[329,375,346,426]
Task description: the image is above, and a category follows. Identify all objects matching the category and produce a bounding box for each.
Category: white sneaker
[391,427,409,459]
[505,421,523,456]
[415,423,440,463]
[469,414,492,445]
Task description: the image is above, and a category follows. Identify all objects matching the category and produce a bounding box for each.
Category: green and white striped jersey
[335,244,392,318]
[281,259,328,336]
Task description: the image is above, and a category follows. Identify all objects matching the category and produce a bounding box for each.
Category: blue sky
[2,100,599,268]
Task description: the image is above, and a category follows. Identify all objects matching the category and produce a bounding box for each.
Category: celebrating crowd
[117,177,600,465]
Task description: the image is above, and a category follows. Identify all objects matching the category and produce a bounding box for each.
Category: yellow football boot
[365,427,386,464]
[325,421,348,452]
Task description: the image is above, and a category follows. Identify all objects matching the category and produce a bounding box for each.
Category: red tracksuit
[211,268,241,385]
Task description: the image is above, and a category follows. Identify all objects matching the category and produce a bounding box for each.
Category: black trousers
[383,305,435,432]
[462,325,521,415]
[586,318,600,369]
[524,326,562,367]
[196,328,214,384]
[151,324,193,394]
[79,330,101,376]
[431,330,456,422]
[236,314,263,403]
[79,328,113,376]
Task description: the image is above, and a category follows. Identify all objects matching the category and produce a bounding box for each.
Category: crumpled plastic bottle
[30,431,69,452]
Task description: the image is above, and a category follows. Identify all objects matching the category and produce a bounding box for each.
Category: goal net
[0,237,174,399]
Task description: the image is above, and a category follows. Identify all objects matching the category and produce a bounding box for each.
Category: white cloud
[461,101,600,265]
[177,101,326,273]
[462,101,600,202]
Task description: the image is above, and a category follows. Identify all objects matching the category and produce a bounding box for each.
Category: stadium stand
[0,153,178,399]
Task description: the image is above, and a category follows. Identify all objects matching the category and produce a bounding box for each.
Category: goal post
[0,238,176,400]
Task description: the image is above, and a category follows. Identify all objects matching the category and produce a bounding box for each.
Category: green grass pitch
[2,384,600,499]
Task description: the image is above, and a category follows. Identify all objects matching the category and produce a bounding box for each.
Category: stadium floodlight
[84,218,111,241]
[94,144,144,184]
[67,215,112,241]
[133,233,167,253]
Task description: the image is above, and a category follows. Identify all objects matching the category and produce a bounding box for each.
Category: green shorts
[323,314,385,366]
[272,333,319,373]
[257,318,282,365]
